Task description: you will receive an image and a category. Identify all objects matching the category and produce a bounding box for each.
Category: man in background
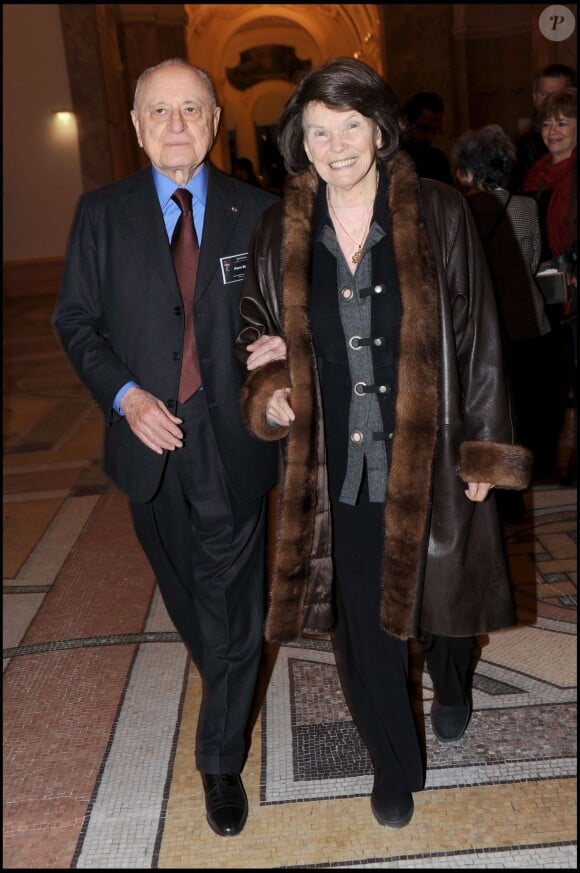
[401,91,454,185]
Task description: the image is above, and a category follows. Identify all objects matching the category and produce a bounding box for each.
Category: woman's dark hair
[277,57,405,175]
[536,87,577,126]
[451,124,516,190]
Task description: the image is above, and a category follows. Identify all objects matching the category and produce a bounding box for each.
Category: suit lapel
[117,165,246,305]
[195,165,245,305]
[119,167,178,292]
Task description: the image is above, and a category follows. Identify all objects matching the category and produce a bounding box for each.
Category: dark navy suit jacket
[55,162,279,503]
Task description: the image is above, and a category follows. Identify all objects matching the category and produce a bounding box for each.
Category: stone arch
[184,4,381,170]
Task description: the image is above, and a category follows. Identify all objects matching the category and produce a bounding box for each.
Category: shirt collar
[152,163,209,211]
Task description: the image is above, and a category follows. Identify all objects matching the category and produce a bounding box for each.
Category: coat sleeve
[446,195,533,490]
[236,207,291,442]
[53,196,139,420]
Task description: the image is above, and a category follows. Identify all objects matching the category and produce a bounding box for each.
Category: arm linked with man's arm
[235,210,283,364]
[236,212,290,441]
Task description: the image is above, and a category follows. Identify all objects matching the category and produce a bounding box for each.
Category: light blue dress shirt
[113,164,208,414]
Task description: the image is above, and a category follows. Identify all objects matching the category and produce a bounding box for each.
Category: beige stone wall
[3,5,83,263]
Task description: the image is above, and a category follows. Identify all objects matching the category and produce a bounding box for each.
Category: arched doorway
[184,4,382,172]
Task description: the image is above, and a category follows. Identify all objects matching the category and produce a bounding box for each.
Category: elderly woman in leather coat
[235,58,532,829]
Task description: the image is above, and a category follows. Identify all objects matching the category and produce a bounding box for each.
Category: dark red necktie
[171,188,202,403]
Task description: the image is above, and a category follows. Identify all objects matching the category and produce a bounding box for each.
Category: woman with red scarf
[524,87,577,485]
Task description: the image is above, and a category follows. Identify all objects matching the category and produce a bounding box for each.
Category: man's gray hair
[133,58,217,112]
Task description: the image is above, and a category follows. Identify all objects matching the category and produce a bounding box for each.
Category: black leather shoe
[431,697,471,743]
[370,782,414,828]
[201,773,248,836]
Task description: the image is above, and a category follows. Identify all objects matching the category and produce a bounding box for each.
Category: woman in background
[453,123,553,502]
[524,88,577,486]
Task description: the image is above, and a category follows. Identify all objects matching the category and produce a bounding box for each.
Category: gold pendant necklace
[327,179,377,265]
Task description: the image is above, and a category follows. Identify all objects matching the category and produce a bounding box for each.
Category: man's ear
[130,111,143,148]
[212,106,222,137]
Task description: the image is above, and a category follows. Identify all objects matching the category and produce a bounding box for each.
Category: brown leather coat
[237,151,532,642]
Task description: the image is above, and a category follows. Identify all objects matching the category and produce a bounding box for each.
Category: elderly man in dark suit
[54,58,278,837]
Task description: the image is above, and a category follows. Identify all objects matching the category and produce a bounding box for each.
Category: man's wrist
[114,381,139,416]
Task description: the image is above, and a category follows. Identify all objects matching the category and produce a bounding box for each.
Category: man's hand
[120,386,183,454]
[246,335,287,371]
[464,482,493,502]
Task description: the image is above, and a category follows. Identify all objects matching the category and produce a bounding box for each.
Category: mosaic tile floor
[3,294,577,869]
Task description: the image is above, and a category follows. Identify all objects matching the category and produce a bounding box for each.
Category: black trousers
[130,390,266,774]
[331,484,474,793]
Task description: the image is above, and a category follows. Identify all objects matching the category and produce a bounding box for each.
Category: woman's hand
[465,482,493,502]
[266,387,295,428]
[246,335,287,371]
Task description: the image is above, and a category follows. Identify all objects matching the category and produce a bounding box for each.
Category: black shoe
[431,697,471,743]
[370,782,414,828]
[201,773,248,836]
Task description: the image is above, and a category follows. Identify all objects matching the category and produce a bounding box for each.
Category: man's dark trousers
[130,388,266,774]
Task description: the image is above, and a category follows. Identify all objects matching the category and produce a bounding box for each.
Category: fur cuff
[241,360,290,441]
[456,441,533,490]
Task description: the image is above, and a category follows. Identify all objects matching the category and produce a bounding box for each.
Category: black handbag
[535,253,573,305]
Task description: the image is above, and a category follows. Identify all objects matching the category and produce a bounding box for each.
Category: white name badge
[220,252,248,284]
